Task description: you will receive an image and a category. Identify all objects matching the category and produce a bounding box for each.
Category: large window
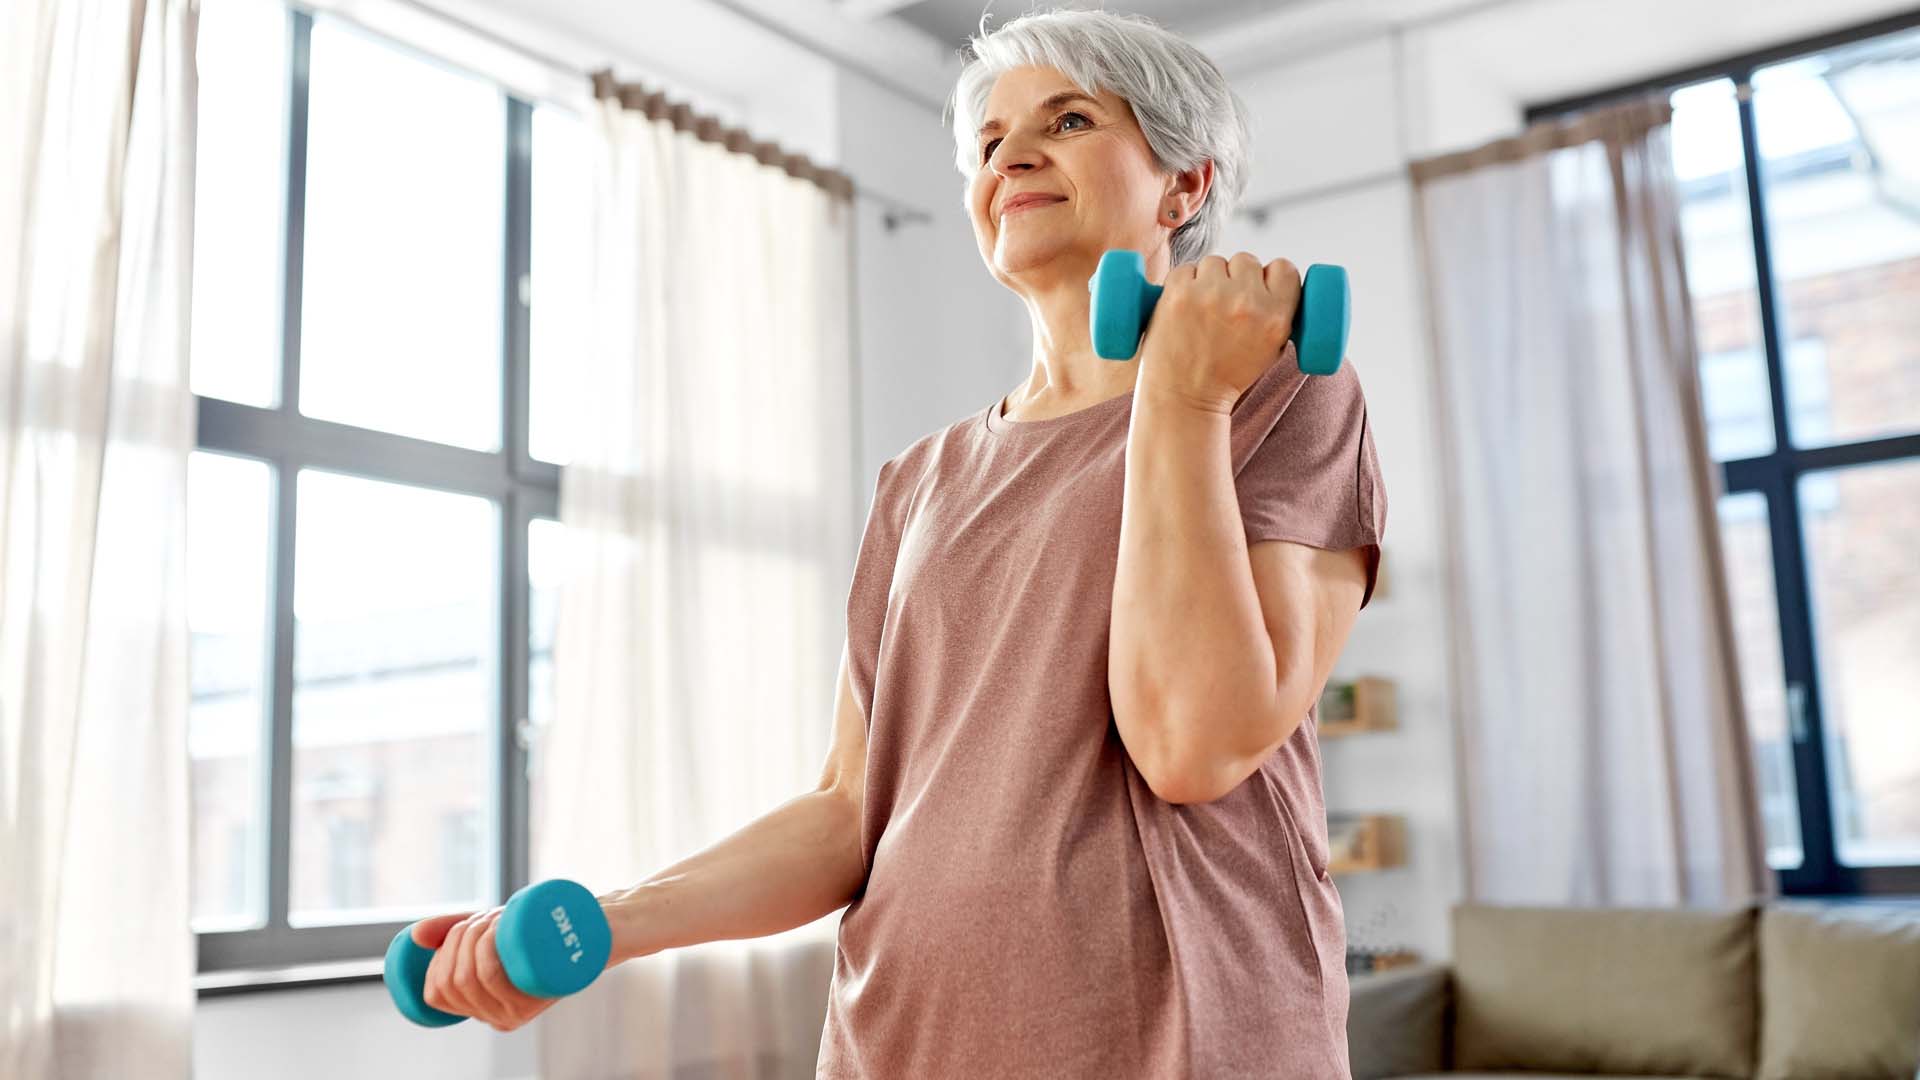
[1530,12,1920,896]
[187,0,590,969]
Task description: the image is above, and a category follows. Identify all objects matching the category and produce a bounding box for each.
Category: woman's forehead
[979,69,1123,132]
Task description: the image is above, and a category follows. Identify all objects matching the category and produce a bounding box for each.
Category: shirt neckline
[982,385,1135,438]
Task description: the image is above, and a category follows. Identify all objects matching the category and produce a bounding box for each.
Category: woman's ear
[1164,159,1213,224]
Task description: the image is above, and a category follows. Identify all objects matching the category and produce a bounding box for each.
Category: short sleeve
[1232,359,1388,607]
[845,456,906,722]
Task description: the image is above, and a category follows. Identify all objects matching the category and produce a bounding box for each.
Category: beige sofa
[1346,900,1920,1080]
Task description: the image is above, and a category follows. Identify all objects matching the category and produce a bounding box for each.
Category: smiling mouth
[1002,198,1064,219]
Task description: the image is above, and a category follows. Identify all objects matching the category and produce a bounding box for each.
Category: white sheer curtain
[532,82,857,1079]
[0,0,199,1077]
[1410,98,1777,908]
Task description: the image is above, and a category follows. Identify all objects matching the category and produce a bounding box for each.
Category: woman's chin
[992,234,1090,278]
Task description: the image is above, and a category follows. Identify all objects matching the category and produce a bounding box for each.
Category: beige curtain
[0,0,199,1076]
[531,80,856,1079]
[1410,98,1777,908]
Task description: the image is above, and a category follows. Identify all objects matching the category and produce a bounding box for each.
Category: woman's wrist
[1135,367,1237,417]
[598,882,673,966]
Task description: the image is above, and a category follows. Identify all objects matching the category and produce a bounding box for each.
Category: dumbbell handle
[384,877,613,1028]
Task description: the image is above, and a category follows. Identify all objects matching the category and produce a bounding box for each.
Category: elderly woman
[411,7,1385,1077]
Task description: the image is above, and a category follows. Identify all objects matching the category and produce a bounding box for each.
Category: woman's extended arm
[599,639,870,961]
[420,641,869,1030]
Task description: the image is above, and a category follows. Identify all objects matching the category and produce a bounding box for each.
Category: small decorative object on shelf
[1344,901,1419,974]
[1345,947,1423,975]
[1317,676,1398,737]
[1327,813,1406,874]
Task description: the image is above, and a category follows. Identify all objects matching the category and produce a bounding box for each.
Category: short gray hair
[947,6,1252,267]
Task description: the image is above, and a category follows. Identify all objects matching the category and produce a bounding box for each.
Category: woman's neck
[1005,273,1138,418]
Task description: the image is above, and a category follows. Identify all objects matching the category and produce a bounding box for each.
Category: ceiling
[877,0,1326,54]
[459,0,1920,125]
[651,0,1501,111]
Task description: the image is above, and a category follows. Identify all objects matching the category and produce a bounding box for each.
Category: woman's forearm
[1109,382,1282,797]
[597,788,865,964]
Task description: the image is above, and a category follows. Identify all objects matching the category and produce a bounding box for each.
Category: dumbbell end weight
[1088,249,1157,361]
[384,931,467,1027]
[496,878,614,999]
[384,877,615,1027]
[1292,263,1350,376]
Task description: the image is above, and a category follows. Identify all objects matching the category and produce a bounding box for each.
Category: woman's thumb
[409,912,475,949]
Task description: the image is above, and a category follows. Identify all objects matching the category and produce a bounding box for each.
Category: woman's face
[965,65,1178,293]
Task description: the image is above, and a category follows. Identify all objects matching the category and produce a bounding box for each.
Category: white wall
[196,979,536,1079]
[832,64,1029,488]
[1221,30,1462,964]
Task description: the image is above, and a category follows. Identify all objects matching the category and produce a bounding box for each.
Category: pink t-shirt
[817,344,1387,1079]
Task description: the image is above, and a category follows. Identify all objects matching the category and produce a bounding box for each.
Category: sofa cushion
[1347,963,1448,1080]
[1756,901,1920,1080]
[1450,902,1758,1078]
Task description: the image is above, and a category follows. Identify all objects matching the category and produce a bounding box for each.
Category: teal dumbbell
[384,878,613,1027]
[1087,248,1350,375]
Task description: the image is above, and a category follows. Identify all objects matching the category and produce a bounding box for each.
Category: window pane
[527,517,566,852]
[290,470,498,924]
[530,106,592,466]
[187,452,275,929]
[1698,339,1839,458]
[299,17,504,451]
[1752,30,1920,449]
[190,0,287,408]
[1671,78,1774,461]
[1798,460,1920,867]
[1714,492,1803,869]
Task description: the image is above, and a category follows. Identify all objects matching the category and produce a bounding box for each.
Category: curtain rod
[590,70,869,198]
[344,0,936,232]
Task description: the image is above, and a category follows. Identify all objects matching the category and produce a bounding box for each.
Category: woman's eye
[979,112,1091,164]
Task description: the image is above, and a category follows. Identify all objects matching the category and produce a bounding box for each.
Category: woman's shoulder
[874,405,987,485]
[868,417,960,510]
[1232,346,1372,433]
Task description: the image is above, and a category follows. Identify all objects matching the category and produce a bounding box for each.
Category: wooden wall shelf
[1318,676,1398,737]
[1327,813,1406,875]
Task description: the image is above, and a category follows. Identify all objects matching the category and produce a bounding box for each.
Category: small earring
[1167,209,1178,219]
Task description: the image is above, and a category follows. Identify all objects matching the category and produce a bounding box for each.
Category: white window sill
[196,958,385,997]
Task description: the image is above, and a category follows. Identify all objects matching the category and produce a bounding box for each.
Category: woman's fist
[1137,252,1301,412]
[415,908,557,1032]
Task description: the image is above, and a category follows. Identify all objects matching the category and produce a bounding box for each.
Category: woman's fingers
[461,911,520,1027]
[1263,257,1301,304]
[468,915,516,1021]
[451,907,541,1031]
[448,912,487,1019]
[413,905,559,1030]
[411,911,473,949]
[473,915,548,1030]
[456,907,522,1026]
[425,915,477,1017]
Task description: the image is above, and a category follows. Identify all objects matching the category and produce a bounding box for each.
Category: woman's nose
[990,132,1044,177]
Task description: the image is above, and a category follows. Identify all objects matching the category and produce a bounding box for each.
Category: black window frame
[1525,7,1920,898]
[193,6,560,974]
